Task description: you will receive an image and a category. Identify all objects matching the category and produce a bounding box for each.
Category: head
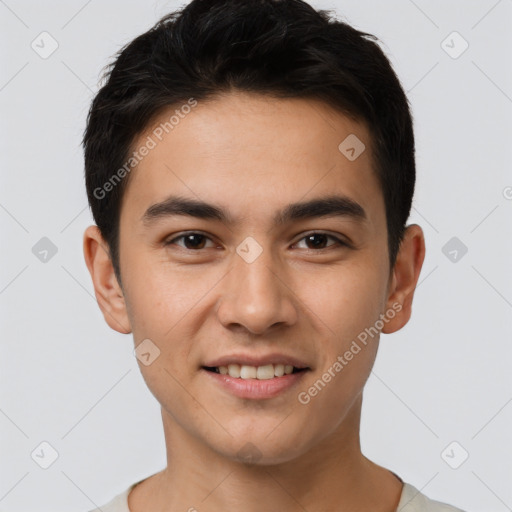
[83,0,425,465]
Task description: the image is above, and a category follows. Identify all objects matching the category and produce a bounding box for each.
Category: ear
[382,224,426,334]
[83,225,132,334]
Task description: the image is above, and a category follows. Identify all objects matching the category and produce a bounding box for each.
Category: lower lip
[201,368,309,400]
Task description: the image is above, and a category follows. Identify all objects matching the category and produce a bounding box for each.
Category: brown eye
[165,232,215,250]
[295,233,347,250]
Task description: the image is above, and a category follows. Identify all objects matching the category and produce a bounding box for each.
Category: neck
[128,394,403,512]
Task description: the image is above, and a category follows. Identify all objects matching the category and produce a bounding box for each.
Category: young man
[82,1,466,510]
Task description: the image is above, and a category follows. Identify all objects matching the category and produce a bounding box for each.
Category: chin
[212,427,314,467]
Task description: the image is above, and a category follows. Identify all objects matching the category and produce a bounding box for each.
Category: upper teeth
[217,364,295,379]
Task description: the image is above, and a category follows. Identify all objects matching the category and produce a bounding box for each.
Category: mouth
[200,357,311,400]
[202,364,308,380]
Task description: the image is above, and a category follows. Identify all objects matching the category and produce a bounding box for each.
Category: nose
[216,245,298,335]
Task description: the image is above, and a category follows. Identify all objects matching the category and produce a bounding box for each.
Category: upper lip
[203,353,310,369]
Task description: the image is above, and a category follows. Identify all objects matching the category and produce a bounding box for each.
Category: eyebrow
[141,194,367,227]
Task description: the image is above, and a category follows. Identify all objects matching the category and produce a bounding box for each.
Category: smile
[203,363,306,380]
[201,365,310,400]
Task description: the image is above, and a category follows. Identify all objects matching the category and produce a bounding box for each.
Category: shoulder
[87,483,135,512]
[397,482,467,512]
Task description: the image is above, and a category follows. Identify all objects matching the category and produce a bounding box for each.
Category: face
[85,91,424,465]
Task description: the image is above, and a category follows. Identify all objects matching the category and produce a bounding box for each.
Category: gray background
[1,0,511,510]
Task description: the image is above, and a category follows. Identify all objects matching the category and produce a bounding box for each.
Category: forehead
[120,92,384,229]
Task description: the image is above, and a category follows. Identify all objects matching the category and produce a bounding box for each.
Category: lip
[203,353,310,369]
[201,367,309,400]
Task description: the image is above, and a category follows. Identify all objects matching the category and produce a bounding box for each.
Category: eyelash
[164,231,349,252]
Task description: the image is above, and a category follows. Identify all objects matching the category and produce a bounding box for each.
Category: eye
[164,231,349,252]
[165,232,216,250]
[294,232,348,251]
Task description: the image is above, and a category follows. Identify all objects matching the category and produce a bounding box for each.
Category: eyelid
[165,230,350,250]
[165,231,218,248]
[293,231,349,250]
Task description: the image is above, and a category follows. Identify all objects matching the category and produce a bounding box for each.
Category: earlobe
[83,225,132,334]
[382,224,426,334]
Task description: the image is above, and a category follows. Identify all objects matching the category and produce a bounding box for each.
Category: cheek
[122,250,210,339]
[297,258,388,343]
[293,272,384,436]
[291,257,387,405]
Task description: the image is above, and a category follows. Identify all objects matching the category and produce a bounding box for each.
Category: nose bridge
[217,238,297,334]
[239,243,281,299]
